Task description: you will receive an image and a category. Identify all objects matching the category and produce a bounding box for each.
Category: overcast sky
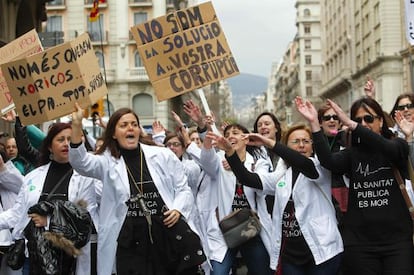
[197,0,297,77]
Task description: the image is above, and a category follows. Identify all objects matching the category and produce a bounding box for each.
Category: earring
[49,153,54,160]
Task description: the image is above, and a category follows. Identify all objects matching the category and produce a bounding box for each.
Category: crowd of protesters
[0,80,414,275]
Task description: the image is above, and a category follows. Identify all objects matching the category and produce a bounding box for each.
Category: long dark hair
[350,97,394,139]
[223,123,264,160]
[253,112,282,142]
[39,123,72,166]
[95,108,155,158]
[390,93,414,119]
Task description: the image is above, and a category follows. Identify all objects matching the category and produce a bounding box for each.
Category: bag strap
[392,165,414,229]
[195,170,206,197]
[46,168,73,201]
[407,159,414,194]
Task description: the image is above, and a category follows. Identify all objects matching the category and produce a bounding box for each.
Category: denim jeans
[211,235,272,275]
[282,253,342,275]
[22,257,30,275]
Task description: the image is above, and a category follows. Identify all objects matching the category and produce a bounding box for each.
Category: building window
[304,8,311,17]
[306,86,312,96]
[305,71,312,80]
[304,24,311,34]
[95,51,104,68]
[134,12,148,25]
[87,14,104,41]
[305,39,311,49]
[134,51,144,67]
[374,3,379,26]
[305,55,312,65]
[46,15,62,32]
[103,99,114,116]
[133,93,153,117]
[47,0,65,5]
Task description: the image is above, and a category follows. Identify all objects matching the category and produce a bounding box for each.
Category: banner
[405,0,414,45]
[0,29,43,114]
[1,32,108,125]
[130,1,239,101]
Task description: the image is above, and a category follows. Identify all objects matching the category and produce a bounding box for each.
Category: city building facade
[1,0,233,137]
[267,0,414,127]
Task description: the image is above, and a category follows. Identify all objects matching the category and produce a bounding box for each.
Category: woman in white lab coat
[212,123,343,274]
[200,123,273,275]
[69,104,205,275]
[0,123,97,275]
[0,151,24,275]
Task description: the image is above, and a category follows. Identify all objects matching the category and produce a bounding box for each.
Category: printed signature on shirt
[356,163,391,177]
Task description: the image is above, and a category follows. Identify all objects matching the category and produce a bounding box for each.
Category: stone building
[0,0,233,137]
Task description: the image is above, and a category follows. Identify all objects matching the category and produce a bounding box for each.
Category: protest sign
[0,29,43,114]
[404,0,414,45]
[1,32,107,125]
[130,1,239,101]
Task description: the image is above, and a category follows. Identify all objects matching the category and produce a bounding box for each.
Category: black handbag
[219,208,261,249]
[6,238,25,270]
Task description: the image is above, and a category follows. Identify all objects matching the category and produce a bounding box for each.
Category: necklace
[125,148,144,194]
[124,147,154,243]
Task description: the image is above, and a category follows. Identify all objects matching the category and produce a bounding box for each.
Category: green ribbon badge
[29,185,36,192]
[277,181,286,187]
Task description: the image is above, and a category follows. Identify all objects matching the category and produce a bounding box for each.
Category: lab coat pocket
[308,215,337,247]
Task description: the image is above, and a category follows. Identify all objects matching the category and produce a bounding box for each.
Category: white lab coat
[185,143,221,274]
[0,161,24,275]
[0,162,98,275]
[262,157,344,270]
[0,161,23,212]
[69,143,195,275]
[199,147,273,263]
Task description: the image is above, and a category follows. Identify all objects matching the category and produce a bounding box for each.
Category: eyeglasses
[322,114,339,121]
[396,103,414,111]
[165,142,182,147]
[289,139,313,145]
[354,115,379,124]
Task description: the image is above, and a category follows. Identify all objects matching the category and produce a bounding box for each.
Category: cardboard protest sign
[130,1,239,101]
[0,29,43,114]
[404,0,414,45]
[1,32,107,125]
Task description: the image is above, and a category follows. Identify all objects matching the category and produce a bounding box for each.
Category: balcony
[38,31,65,48]
[128,67,149,81]
[129,0,153,7]
[46,0,66,10]
[84,0,108,9]
[102,69,116,82]
[88,30,108,43]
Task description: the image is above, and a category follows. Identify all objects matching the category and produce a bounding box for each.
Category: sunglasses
[396,103,414,111]
[354,115,379,124]
[321,114,339,121]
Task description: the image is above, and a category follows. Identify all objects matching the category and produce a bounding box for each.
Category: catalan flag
[89,0,106,22]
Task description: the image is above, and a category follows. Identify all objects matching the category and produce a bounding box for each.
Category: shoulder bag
[6,239,25,270]
[219,208,261,249]
[392,161,414,244]
[6,168,73,270]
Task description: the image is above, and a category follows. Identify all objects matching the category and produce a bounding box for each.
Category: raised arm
[14,116,41,166]
[206,131,264,189]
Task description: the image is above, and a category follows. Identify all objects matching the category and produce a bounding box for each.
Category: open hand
[395,110,414,140]
[163,209,181,228]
